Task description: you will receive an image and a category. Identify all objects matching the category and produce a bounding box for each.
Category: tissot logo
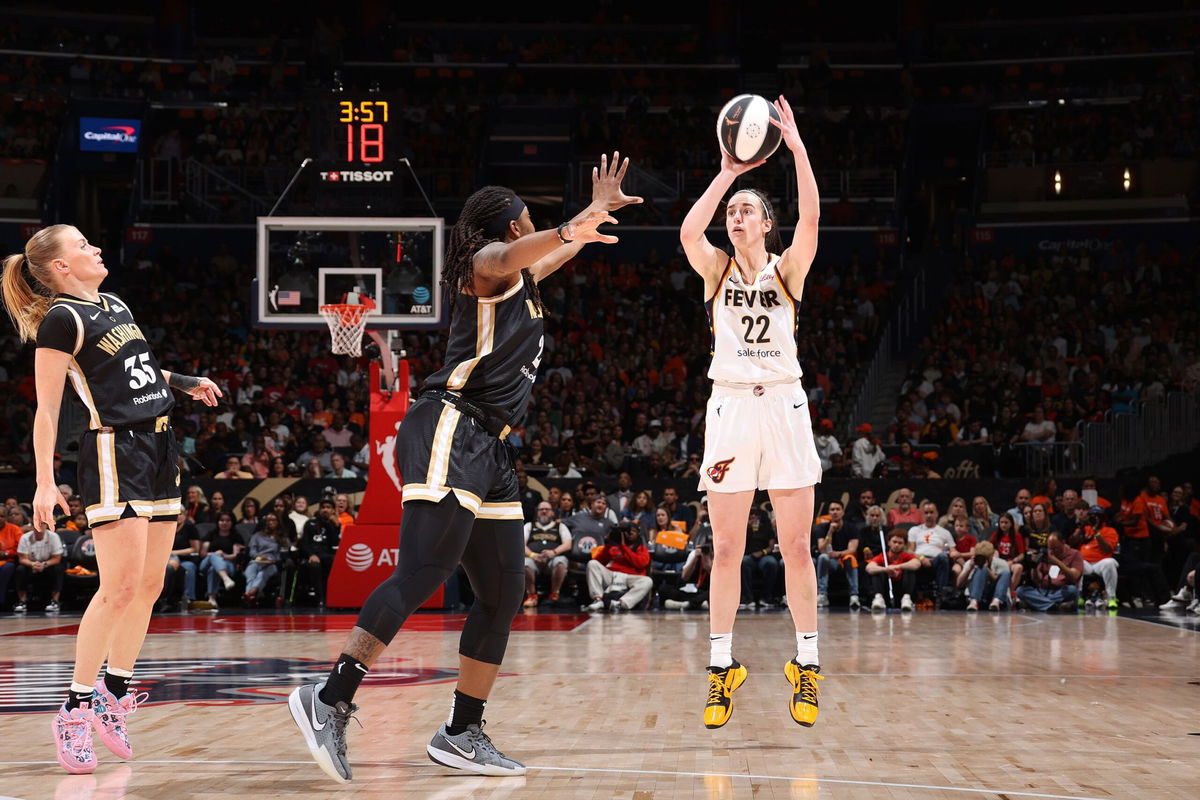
[319,170,395,183]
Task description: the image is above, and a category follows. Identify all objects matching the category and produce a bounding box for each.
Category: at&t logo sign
[344,542,401,571]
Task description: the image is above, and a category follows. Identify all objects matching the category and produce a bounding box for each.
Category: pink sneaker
[91,680,149,760]
[52,703,97,774]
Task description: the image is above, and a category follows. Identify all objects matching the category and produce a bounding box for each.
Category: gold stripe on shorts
[476,501,523,520]
[425,404,462,491]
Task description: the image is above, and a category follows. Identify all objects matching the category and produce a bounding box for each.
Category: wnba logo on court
[345,543,374,572]
[707,457,736,484]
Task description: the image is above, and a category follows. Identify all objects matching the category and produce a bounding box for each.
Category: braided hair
[727,188,784,256]
[443,185,547,315]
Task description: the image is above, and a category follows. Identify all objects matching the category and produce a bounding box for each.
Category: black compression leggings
[355,496,525,665]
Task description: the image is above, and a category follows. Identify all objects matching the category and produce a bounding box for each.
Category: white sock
[708,633,733,669]
[70,681,93,695]
[105,666,134,678]
[796,631,819,667]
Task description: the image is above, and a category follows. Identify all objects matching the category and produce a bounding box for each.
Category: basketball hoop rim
[319,298,376,326]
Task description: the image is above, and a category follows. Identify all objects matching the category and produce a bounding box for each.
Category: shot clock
[336,99,390,164]
[311,93,400,183]
[298,91,427,216]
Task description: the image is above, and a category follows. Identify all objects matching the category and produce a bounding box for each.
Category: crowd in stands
[1,9,908,227]
[865,240,1200,478]
[0,487,348,613]
[929,12,1199,61]
[988,89,1198,166]
[511,472,1199,615]
[5,459,1195,619]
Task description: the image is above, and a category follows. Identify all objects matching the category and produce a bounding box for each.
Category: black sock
[319,655,369,707]
[445,690,486,736]
[65,688,93,711]
[104,671,131,698]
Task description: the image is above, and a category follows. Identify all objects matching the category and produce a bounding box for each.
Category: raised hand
[770,94,804,154]
[562,210,620,245]
[591,151,643,212]
[720,149,766,177]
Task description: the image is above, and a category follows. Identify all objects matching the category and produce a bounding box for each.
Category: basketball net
[319,296,376,356]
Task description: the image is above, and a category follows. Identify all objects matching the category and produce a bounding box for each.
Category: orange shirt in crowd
[1078,525,1119,563]
[887,507,923,528]
[1140,492,1170,531]
[337,512,355,529]
[1119,497,1149,539]
[0,522,23,564]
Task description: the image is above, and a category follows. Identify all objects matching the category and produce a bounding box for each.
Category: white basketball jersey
[706,254,803,385]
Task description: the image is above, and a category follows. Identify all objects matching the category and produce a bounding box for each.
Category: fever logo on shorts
[706,457,736,484]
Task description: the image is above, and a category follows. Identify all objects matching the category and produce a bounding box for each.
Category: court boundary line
[1116,614,1200,635]
[0,759,1111,799]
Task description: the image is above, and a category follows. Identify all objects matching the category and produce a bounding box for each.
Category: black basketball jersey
[524,520,566,553]
[423,278,543,428]
[35,292,174,429]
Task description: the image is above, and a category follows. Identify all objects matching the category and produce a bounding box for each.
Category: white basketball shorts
[698,380,823,493]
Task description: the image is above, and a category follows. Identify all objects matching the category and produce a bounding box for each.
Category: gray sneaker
[288,682,357,784]
[427,722,526,776]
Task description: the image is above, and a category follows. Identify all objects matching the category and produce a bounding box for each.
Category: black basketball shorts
[397,396,523,521]
[78,421,181,528]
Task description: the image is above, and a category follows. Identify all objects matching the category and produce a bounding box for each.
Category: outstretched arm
[473,209,618,287]
[529,151,643,284]
[771,95,819,298]
[679,151,764,296]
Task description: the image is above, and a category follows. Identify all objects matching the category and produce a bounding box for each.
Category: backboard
[253,216,444,329]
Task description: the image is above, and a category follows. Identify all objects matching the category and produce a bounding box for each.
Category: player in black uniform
[1,225,221,773]
[289,154,641,783]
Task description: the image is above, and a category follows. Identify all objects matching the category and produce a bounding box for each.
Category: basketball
[716,94,782,163]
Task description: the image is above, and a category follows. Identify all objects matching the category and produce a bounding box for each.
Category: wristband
[556,222,574,243]
[168,373,203,392]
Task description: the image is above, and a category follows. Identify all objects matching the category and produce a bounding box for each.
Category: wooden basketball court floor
[1,608,1197,800]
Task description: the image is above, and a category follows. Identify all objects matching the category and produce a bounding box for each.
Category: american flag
[276,290,301,306]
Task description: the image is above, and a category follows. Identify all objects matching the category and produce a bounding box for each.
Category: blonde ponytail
[2,224,70,342]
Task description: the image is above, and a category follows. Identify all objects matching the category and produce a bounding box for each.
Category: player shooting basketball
[679,94,826,730]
